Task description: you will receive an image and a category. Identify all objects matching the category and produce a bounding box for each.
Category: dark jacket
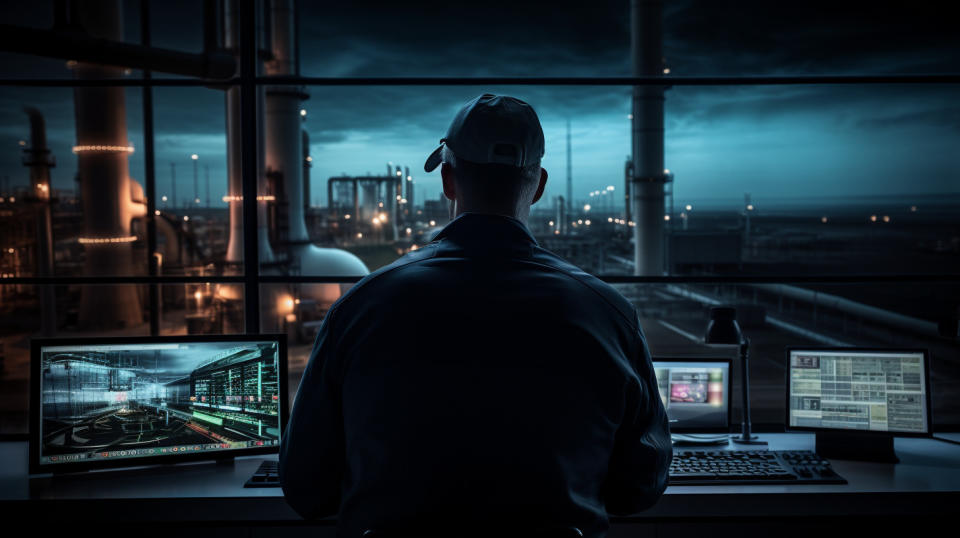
[279,212,672,538]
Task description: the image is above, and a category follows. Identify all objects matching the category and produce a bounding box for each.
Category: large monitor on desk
[786,347,932,435]
[30,335,288,474]
[653,358,731,433]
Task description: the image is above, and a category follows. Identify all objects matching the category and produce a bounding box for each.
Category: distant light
[910,205,918,212]
[73,144,134,154]
[410,244,418,251]
[870,215,877,222]
[191,154,198,160]
[407,175,412,181]
[300,109,307,117]
[295,298,301,305]
[882,215,891,223]
[608,217,613,223]
[194,197,200,204]
[746,204,754,211]
[379,202,384,208]
[627,114,633,120]
[397,195,402,200]
[357,232,363,238]
[628,221,635,227]
[78,235,137,244]
[663,68,671,74]
[664,215,671,221]
[680,212,687,219]
[549,220,555,226]
[8,197,14,203]
[585,219,591,226]
[183,216,190,221]
[664,169,670,175]
[344,214,351,220]
[7,248,14,253]
[18,140,26,147]
[396,170,402,176]
[400,198,407,204]
[194,290,203,303]
[584,204,591,211]
[607,185,615,191]
[305,156,313,162]
[429,220,436,226]
[379,213,388,222]
[372,217,380,225]
[554,230,560,234]
[161,195,168,202]
[154,210,161,216]
[284,297,295,311]
[285,313,297,323]
[578,219,583,224]
[821,216,828,223]
[685,204,692,211]
[406,227,412,235]
[0,197,5,203]
[66,60,78,68]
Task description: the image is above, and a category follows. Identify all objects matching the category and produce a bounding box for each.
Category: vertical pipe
[352,178,359,223]
[630,0,665,276]
[73,0,142,329]
[23,108,56,336]
[141,0,160,336]
[302,129,310,212]
[566,118,572,216]
[327,178,334,218]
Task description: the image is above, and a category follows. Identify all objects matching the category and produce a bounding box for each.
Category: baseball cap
[424,93,545,173]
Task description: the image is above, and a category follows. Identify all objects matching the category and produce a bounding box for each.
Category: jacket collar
[432,212,539,250]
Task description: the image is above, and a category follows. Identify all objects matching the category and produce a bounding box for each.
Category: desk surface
[2,433,959,522]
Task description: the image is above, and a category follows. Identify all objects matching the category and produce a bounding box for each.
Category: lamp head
[704,306,743,345]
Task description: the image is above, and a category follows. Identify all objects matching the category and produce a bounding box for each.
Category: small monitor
[653,358,731,433]
[786,348,932,435]
[30,335,288,474]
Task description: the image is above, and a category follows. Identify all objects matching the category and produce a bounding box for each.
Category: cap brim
[424,145,443,173]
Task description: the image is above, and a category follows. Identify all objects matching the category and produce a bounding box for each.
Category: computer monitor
[30,335,288,474]
[653,358,731,433]
[786,347,932,435]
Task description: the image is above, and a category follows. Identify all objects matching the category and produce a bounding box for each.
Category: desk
[2,433,959,537]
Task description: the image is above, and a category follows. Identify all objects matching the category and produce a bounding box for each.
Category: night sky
[0,0,957,210]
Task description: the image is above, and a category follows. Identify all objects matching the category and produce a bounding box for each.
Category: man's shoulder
[528,245,639,331]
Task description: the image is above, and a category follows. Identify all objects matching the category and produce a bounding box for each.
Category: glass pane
[152,87,238,275]
[161,282,246,335]
[259,283,343,409]
[611,282,959,429]
[1,86,150,277]
[0,85,245,277]
[264,84,959,276]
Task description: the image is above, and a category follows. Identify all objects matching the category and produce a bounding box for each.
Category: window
[1,1,957,436]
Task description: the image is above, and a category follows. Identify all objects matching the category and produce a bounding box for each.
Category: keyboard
[669,450,847,485]
[244,460,280,488]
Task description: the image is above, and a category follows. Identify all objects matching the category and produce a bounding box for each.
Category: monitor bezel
[783,346,933,437]
[29,334,289,475]
[652,356,733,434]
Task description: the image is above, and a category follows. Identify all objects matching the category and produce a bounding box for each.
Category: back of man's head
[424,94,548,221]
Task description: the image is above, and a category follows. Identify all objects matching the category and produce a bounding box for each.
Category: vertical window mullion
[141,0,160,336]
[240,0,260,333]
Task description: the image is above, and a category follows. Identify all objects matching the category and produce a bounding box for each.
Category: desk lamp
[704,306,766,445]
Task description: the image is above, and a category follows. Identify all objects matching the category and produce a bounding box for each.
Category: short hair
[442,146,541,208]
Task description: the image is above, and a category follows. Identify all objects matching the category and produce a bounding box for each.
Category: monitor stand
[815,431,899,463]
